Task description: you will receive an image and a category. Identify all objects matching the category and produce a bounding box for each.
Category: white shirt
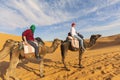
[70,27,77,36]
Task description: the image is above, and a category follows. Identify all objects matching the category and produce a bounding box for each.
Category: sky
[0,0,120,41]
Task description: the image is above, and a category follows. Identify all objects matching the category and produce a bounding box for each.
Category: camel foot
[79,65,84,68]
[14,77,21,80]
[40,74,45,78]
[65,67,70,71]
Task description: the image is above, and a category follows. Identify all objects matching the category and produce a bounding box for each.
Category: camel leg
[62,54,70,71]
[61,45,70,71]
[4,67,12,80]
[78,48,84,68]
[39,57,44,78]
[5,54,20,80]
[5,59,19,80]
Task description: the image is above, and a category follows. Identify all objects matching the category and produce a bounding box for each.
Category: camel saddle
[22,41,38,54]
[67,36,79,49]
[20,37,44,54]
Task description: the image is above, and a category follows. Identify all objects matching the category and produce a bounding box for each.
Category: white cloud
[108,0,120,6]
[0,5,28,29]
[0,0,120,40]
[81,19,120,32]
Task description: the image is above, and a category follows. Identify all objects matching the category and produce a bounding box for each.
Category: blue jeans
[27,40,39,56]
[74,35,85,50]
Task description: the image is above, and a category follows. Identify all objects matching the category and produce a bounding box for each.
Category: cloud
[81,19,120,32]
[0,0,120,40]
[0,0,119,28]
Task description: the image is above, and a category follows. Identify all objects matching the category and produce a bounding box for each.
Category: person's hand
[24,41,28,45]
[73,37,76,40]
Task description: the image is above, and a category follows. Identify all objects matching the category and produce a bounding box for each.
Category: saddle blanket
[72,38,79,48]
[23,42,35,54]
[67,36,79,48]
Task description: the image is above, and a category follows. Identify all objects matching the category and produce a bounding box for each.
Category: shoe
[82,48,86,51]
[36,55,41,61]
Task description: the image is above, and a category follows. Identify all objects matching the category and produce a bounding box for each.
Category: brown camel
[0,39,19,60]
[60,34,101,71]
[0,38,62,80]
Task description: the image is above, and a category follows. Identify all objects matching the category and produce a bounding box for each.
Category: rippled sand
[0,33,120,80]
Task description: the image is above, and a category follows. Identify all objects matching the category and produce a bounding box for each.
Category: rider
[70,22,85,50]
[22,24,40,60]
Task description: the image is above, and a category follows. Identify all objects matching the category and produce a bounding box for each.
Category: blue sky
[0,0,120,41]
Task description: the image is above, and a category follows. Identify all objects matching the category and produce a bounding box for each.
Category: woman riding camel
[70,22,85,51]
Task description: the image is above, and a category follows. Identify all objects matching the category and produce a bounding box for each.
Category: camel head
[90,34,101,40]
[89,34,101,46]
[3,39,19,48]
[53,38,62,45]
[51,38,62,49]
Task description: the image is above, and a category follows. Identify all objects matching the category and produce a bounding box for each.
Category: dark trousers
[27,40,39,56]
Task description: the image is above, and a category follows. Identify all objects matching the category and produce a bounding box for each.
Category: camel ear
[6,39,12,42]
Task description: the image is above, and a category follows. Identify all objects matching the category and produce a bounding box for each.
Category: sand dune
[0,33,22,49]
[0,33,120,80]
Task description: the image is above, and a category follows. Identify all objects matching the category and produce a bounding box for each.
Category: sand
[0,33,120,80]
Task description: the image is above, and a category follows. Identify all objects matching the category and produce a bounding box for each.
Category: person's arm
[70,27,74,36]
[23,36,28,45]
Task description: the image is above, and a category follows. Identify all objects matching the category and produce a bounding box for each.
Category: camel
[0,39,19,60]
[60,34,101,71]
[0,38,62,80]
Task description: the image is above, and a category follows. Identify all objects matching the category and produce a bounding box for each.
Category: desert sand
[0,33,120,80]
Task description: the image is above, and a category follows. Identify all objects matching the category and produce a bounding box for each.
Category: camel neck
[0,46,11,54]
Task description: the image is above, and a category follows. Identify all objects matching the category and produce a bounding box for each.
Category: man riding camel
[22,24,44,60]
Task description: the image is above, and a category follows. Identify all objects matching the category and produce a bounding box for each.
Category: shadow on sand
[0,61,9,80]
[0,58,60,79]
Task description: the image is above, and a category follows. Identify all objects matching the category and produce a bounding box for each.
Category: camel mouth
[94,34,102,38]
[57,40,62,45]
[61,40,64,43]
[98,34,102,37]
[59,40,63,44]
[14,41,20,45]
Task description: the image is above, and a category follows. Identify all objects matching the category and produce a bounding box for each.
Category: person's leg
[27,40,40,58]
[74,35,85,50]
[35,37,45,45]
